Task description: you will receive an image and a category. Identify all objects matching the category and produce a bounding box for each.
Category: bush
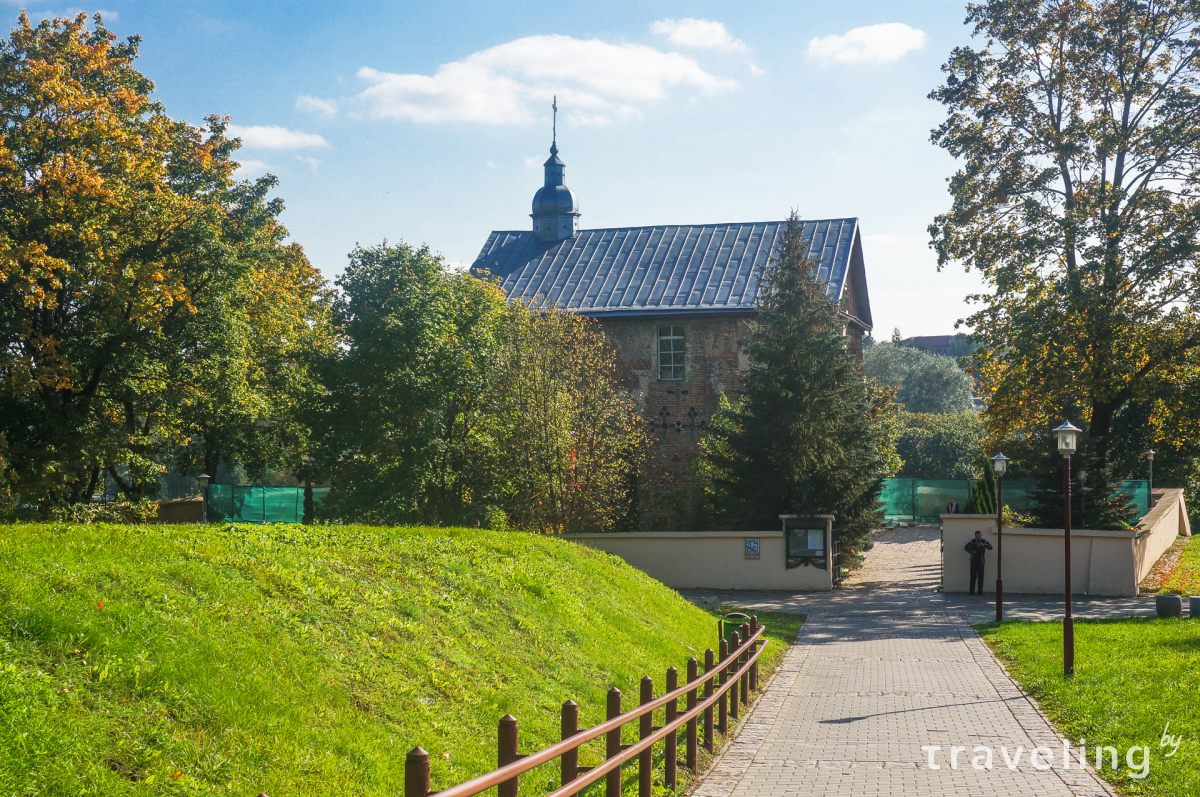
[50,500,158,524]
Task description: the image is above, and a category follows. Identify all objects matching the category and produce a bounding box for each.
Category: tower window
[658,326,685,380]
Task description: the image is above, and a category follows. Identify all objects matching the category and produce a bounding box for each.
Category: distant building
[903,335,954,356]
[471,136,874,521]
[902,334,978,359]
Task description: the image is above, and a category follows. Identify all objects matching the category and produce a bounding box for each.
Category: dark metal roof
[470,218,871,328]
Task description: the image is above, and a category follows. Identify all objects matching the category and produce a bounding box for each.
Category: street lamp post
[198,474,210,523]
[1146,449,1155,495]
[991,453,1010,622]
[1053,421,1081,677]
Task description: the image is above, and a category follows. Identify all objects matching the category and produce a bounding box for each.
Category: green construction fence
[881,478,1149,523]
[207,485,330,524]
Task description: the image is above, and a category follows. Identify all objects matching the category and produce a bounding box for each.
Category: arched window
[658,326,685,380]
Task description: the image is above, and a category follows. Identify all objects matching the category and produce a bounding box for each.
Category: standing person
[946,497,961,514]
[964,530,993,595]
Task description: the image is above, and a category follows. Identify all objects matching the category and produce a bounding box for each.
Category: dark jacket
[965,537,993,564]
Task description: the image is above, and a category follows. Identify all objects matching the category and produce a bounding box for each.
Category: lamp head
[990,452,1010,476]
[1145,449,1155,462]
[197,473,210,488]
[1052,421,1082,456]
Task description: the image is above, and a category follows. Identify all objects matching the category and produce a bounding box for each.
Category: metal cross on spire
[552,95,557,146]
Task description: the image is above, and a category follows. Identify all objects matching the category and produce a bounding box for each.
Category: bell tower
[531,97,580,241]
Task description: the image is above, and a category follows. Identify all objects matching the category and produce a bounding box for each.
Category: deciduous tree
[489,305,646,533]
[930,0,1200,476]
[0,13,286,508]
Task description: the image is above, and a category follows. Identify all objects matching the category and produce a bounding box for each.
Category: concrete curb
[688,606,821,797]
[948,610,1119,797]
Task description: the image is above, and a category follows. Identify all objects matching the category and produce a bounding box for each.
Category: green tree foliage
[863,342,973,414]
[0,13,314,509]
[1026,436,1138,530]
[314,242,506,526]
[964,459,997,514]
[699,212,899,552]
[929,0,1200,477]
[896,411,982,479]
[489,306,646,533]
[314,243,644,532]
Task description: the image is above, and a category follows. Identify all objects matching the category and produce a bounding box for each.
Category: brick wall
[597,312,865,528]
[597,313,753,527]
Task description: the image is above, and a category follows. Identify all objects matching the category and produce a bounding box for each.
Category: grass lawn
[0,522,800,796]
[1161,533,1200,595]
[978,617,1200,796]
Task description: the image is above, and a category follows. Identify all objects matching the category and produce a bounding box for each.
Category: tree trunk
[1088,398,1123,475]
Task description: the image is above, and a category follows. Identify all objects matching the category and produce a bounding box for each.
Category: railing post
[639,676,653,797]
[561,700,579,787]
[665,666,678,790]
[499,714,519,797]
[729,631,740,722]
[405,746,430,797]
[686,657,698,771]
[703,648,715,752]
[738,623,749,707]
[718,639,729,735]
[749,617,759,693]
[606,688,622,797]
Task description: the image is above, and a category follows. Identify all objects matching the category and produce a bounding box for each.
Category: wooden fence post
[560,700,578,787]
[639,676,653,797]
[606,688,622,797]
[739,623,749,706]
[749,617,759,692]
[718,639,729,735]
[498,714,519,797]
[728,631,740,722]
[665,666,678,790]
[686,657,698,771]
[704,648,715,752]
[405,746,430,797]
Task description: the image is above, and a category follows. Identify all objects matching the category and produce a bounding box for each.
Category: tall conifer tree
[700,212,897,552]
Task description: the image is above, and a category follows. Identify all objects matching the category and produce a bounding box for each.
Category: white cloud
[233,159,271,177]
[227,124,330,150]
[355,34,737,126]
[748,63,765,76]
[524,156,541,169]
[650,18,746,53]
[296,94,337,117]
[807,23,926,66]
[296,155,321,172]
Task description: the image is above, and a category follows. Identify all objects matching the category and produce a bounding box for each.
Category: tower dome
[531,100,580,241]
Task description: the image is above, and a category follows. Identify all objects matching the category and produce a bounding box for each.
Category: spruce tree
[1028,434,1138,530]
[964,460,996,515]
[700,211,897,553]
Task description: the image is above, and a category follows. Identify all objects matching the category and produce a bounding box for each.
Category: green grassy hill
[0,523,793,795]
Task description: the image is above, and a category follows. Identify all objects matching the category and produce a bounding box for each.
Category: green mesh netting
[206,485,329,523]
[879,479,1147,522]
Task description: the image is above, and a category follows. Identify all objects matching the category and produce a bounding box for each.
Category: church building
[470,136,874,520]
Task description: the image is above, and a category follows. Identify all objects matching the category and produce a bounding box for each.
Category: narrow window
[658,326,685,380]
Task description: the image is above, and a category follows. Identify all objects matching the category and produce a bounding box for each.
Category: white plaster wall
[566,531,833,591]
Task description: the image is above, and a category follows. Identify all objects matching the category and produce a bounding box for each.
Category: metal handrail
[405,619,768,797]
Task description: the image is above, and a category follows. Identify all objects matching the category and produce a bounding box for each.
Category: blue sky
[9,0,989,337]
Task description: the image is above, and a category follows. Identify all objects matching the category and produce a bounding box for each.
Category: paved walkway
[692,527,1117,797]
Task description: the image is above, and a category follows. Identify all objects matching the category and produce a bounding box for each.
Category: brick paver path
[694,527,1117,797]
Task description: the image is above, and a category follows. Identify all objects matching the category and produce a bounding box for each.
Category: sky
[7,0,992,337]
